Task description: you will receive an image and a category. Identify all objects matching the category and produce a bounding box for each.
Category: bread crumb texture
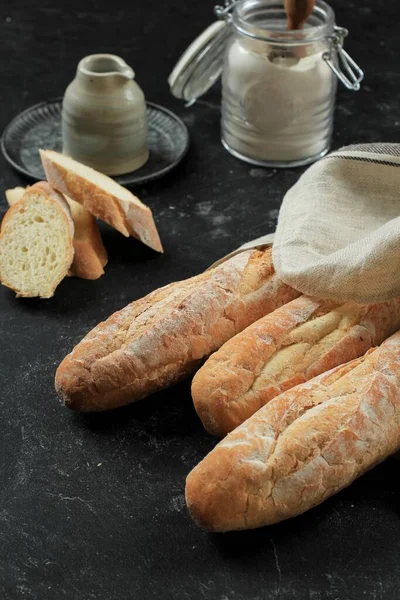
[0,193,73,298]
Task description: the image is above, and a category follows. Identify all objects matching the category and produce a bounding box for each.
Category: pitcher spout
[78,54,135,81]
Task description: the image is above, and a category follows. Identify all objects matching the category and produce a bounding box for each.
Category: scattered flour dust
[169,494,186,512]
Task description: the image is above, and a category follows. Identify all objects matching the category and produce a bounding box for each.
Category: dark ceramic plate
[1,99,190,186]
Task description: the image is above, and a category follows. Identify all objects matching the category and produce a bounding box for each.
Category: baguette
[6,185,108,280]
[192,295,400,437]
[40,149,163,253]
[0,185,74,298]
[186,331,400,531]
[55,248,300,411]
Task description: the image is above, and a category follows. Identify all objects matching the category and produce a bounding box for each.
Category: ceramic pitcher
[62,54,149,176]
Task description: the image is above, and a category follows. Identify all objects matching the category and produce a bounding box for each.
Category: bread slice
[40,149,163,253]
[0,186,74,298]
[5,186,29,206]
[65,198,108,279]
[5,185,108,280]
[186,331,400,531]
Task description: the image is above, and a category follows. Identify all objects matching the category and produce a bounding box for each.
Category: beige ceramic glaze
[62,54,149,176]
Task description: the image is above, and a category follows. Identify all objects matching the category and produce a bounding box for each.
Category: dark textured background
[1,1,400,598]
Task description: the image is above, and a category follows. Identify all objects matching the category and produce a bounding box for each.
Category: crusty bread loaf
[186,331,400,531]
[55,247,300,411]
[192,295,400,437]
[0,186,74,298]
[40,149,163,253]
[6,184,108,280]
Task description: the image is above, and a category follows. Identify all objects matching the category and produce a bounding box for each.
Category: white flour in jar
[222,37,336,163]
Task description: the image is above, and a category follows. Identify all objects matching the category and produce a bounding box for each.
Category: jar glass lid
[168,20,230,103]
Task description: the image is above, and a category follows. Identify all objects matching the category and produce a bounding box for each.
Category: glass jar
[169,0,363,168]
[222,0,336,166]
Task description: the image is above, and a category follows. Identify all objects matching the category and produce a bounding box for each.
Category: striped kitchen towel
[272,143,400,303]
[214,143,400,304]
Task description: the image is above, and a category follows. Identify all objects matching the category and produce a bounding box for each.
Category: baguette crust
[186,331,400,531]
[55,248,300,411]
[192,295,400,437]
[40,149,163,253]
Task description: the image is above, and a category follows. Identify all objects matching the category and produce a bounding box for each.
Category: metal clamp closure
[214,0,237,21]
[323,26,364,91]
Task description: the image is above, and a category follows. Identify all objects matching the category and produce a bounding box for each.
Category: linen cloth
[213,143,400,304]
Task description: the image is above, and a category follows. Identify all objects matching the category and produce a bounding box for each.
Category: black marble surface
[1,1,400,598]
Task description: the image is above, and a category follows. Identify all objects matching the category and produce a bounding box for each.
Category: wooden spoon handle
[284,0,315,30]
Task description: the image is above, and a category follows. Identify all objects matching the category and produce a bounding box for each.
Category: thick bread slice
[65,198,108,280]
[40,149,163,252]
[5,187,29,206]
[6,185,108,280]
[186,331,400,531]
[192,295,400,436]
[0,186,74,298]
[55,248,300,411]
